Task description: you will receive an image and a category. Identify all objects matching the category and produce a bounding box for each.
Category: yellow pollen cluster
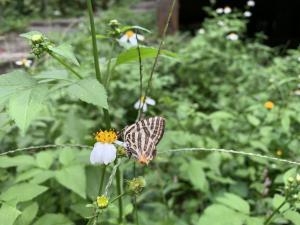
[126,30,135,38]
[97,195,109,209]
[95,130,117,144]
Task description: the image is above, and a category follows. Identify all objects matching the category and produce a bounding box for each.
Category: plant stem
[110,192,128,204]
[264,200,287,225]
[87,0,102,83]
[48,51,83,79]
[134,196,139,225]
[98,165,107,194]
[104,41,116,87]
[141,0,177,109]
[115,167,123,223]
[136,34,144,120]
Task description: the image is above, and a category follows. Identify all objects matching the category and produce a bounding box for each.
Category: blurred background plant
[0,0,300,225]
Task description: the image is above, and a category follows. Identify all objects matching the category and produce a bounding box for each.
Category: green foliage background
[0,2,300,225]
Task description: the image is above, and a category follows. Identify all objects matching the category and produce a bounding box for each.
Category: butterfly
[122,116,165,165]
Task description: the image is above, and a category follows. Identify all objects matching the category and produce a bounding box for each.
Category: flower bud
[292,194,298,200]
[127,177,146,194]
[109,19,120,29]
[117,145,127,158]
[288,177,294,184]
[96,195,109,209]
[296,174,300,184]
[31,34,44,44]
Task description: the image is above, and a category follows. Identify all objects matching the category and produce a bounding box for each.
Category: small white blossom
[247,0,255,7]
[294,90,300,96]
[53,10,61,16]
[224,6,232,14]
[226,33,239,41]
[15,58,32,68]
[90,142,117,165]
[216,8,223,14]
[134,96,156,112]
[244,11,252,17]
[198,28,205,34]
[119,30,144,47]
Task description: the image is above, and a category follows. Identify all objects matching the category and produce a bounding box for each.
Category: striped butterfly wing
[123,116,165,164]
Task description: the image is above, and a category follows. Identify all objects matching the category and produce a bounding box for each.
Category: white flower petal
[224,7,232,14]
[134,100,142,109]
[119,35,128,43]
[102,144,117,165]
[145,97,156,105]
[244,11,252,17]
[216,8,223,14]
[136,34,145,41]
[247,0,255,7]
[15,61,22,66]
[142,104,148,112]
[129,36,138,46]
[90,142,105,165]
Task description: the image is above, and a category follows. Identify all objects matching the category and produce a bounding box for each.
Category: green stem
[142,0,177,107]
[98,165,107,194]
[110,192,128,204]
[104,41,116,87]
[264,200,287,225]
[134,196,139,225]
[48,51,83,79]
[87,0,102,83]
[115,167,123,223]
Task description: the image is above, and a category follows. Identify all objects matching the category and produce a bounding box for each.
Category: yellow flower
[276,149,283,156]
[95,130,117,144]
[96,195,109,209]
[264,101,274,110]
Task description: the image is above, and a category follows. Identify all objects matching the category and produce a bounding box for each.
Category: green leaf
[9,85,49,134]
[0,155,35,168]
[49,44,79,66]
[15,202,39,225]
[120,25,151,33]
[247,115,260,127]
[30,170,54,184]
[20,31,43,40]
[0,183,48,204]
[198,204,246,225]
[70,203,94,218]
[33,213,74,225]
[15,168,43,183]
[35,70,72,82]
[59,148,77,166]
[272,194,289,212]
[55,165,86,198]
[0,203,21,225]
[284,211,300,225]
[281,111,290,133]
[116,46,177,66]
[68,77,108,109]
[0,70,36,103]
[186,160,209,192]
[36,151,55,169]
[216,192,250,214]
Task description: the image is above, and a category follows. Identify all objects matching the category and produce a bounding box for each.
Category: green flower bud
[296,174,300,184]
[31,34,44,44]
[127,177,146,194]
[96,195,109,209]
[117,145,127,158]
[109,19,120,29]
[288,177,295,184]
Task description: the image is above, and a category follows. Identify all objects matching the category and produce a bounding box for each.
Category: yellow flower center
[95,130,117,144]
[97,195,109,209]
[126,30,135,38]
[140,96,146,103]
[264,101,274,110]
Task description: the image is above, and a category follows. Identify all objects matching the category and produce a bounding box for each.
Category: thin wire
[158,148,300,166]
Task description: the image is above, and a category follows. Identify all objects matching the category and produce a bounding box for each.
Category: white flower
[134,96,156,112]
[90,130,120,165]
[224,6,232,14]
[53,10,61,16]
[198,28,205,34]
[247,0,255,7]
[244,11,252,17]
[226,33,239,41]
[294,90,300,96]
[90,142,117,165]
[15,58,32,68]
[119,30,144,47]
[216,8,223,14]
